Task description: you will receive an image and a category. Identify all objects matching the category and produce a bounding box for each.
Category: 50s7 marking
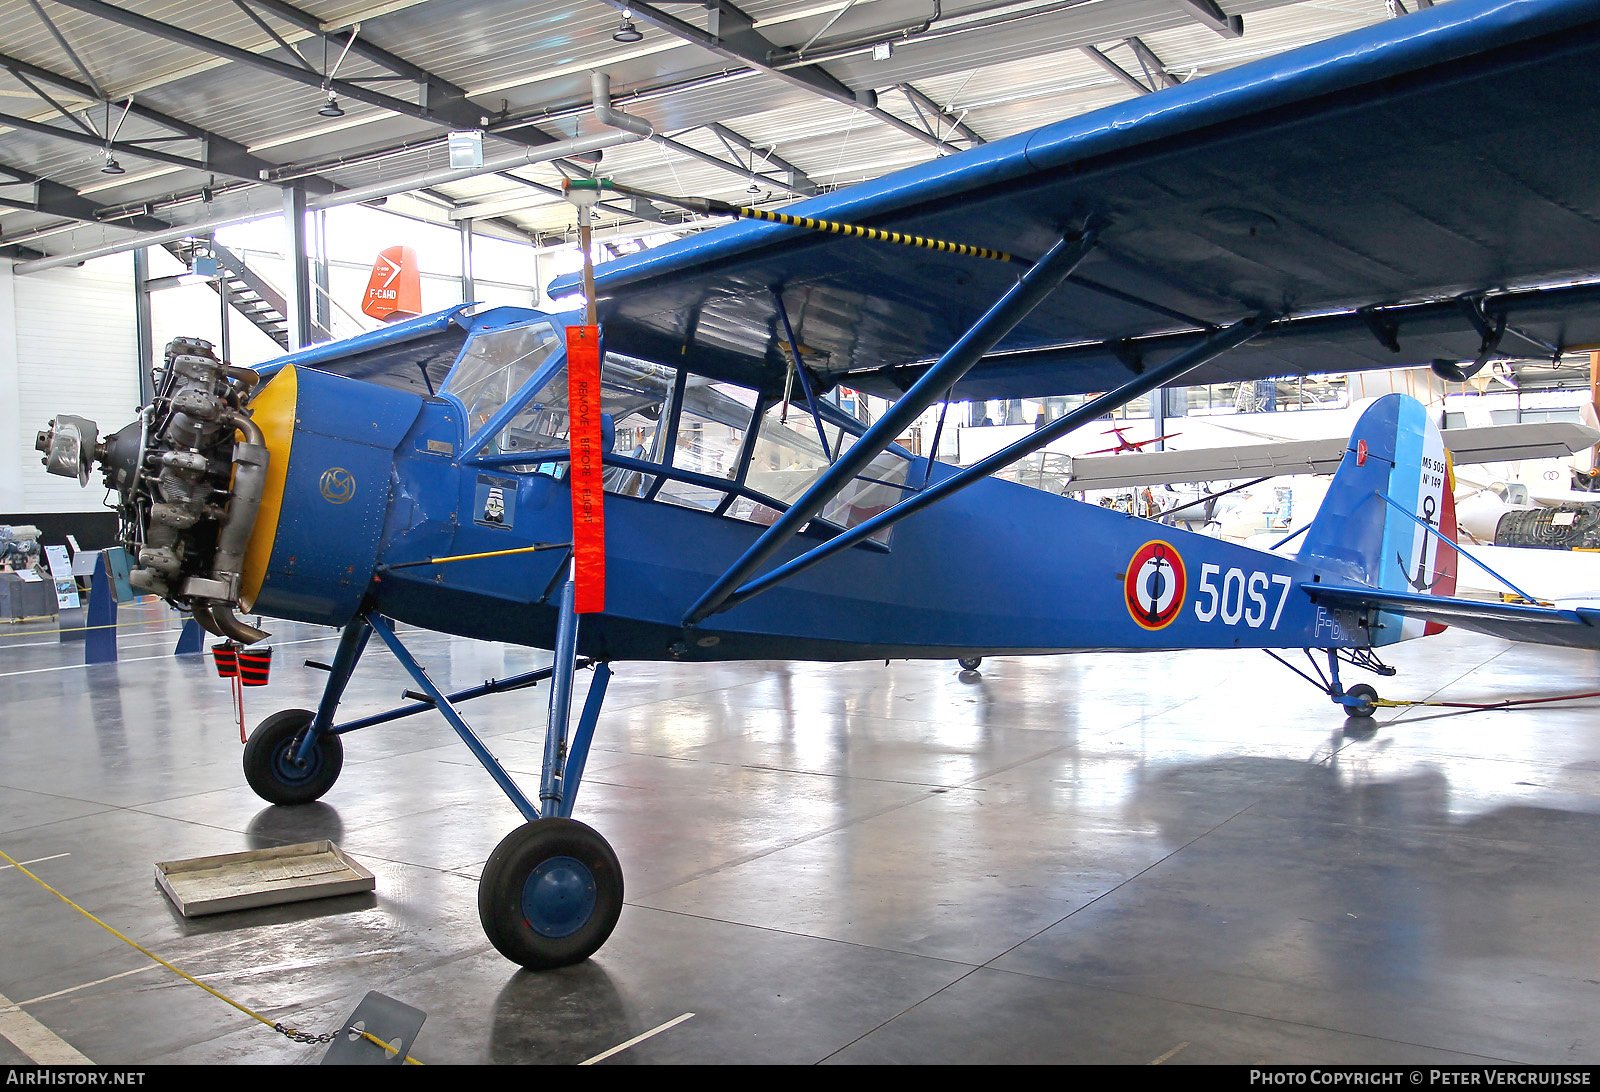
[1193,564,1294,630]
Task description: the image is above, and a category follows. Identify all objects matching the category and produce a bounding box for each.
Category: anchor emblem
[1398,493,1441,592]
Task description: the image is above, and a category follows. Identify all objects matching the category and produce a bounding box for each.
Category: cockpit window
[468,349,677,485]
[655,379,758,512]
[744,403,851,505]
[728,402,909,541]
[456,336,911,546]
[445,322,562,434]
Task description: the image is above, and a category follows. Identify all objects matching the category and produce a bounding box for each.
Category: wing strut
[681,227,1102,626]
[709,313,1272,618]
[772,287,835,461]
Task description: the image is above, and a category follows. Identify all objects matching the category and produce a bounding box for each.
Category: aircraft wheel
[242,709,343,805]
[958,656,983,671]
[478,818,623,970]
[1343,683,1379,719]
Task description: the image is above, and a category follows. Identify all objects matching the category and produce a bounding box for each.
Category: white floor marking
[579,1012,696,1065]
[4,936,263,1010]
[0,634,340,678]
[0,853,70,872]
[0,988,92,1065]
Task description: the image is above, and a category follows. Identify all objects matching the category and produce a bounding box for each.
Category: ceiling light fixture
[613,9,644,42]
[318,90,345,118]
[100,151,124,175]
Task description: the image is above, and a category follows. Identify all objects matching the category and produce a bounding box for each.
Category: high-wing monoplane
[32,0,1600,971]
[1084,425,1182,456]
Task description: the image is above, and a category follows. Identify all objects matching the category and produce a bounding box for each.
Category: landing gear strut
[243,579,621,970]
[1265,647,1394,720]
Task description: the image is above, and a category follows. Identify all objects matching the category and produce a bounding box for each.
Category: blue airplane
[33,0,1600,970]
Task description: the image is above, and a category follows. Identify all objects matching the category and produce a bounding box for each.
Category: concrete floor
[2,601,1599,1065]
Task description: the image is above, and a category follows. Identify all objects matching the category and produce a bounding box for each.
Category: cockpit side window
[654,379,758,512]
[600,356,676,497]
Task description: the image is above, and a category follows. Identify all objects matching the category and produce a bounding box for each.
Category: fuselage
[237,310,1368,662]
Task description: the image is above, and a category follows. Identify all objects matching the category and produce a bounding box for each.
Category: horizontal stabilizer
[1064,421,1600,490]
[1307,584,1600,651]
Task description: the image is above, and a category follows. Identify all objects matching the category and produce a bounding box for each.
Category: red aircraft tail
[362,245,422,322]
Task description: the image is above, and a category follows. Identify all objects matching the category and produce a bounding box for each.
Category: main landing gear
[240,585,621,970]
[478,818,624,969]
[1264,647,1394,720]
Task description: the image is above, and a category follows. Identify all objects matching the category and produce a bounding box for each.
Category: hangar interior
[3,0,1600,1067]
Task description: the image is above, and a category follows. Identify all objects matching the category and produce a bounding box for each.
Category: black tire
[243,708,344,805]
[1344,683,1379,719]
[958,656,983,671]
[478,818,623,970]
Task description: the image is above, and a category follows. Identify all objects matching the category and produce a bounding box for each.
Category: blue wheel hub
[272,736,320,786]
[521,856,597,938]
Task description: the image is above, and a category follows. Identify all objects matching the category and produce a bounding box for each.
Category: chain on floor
[0,846,423,1064]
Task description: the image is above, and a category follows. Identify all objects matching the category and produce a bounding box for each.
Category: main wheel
[242,708,344,805]
[478,818,623,970]
[958,656,983,671]
[1343,683,1379,719]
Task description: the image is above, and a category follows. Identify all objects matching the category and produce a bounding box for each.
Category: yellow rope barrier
[0,847,423,1064]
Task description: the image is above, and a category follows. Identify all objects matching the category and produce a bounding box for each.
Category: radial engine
[36,337,270,643]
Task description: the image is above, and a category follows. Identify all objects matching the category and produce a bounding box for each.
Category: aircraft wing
[554,0,1600,401]
[254,306,474,393]
[1307,584,1600,651]
[1064,421,1600,491]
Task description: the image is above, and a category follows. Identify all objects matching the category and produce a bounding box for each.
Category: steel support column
[132,247,154,405]
[460,217,475,304]
[313,210,330,335]
[682,228,1101,626]
[282,185,312,350]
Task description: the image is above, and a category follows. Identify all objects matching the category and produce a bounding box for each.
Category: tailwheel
[478,818,623,970]
[958,656,983,671]
[242,708,344,805]
[1342,683,1379,719]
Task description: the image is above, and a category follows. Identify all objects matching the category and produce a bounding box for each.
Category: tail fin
[1300,394,1458,643]
[362,245,423,322]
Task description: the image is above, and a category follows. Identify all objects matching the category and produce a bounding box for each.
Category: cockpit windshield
[444,321,562,435]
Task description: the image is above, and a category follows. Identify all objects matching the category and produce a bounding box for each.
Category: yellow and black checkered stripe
[731,206,1016,263]
[579,179,1018,265]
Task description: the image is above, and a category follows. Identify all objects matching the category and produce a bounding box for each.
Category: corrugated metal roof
[0,0,1396,256]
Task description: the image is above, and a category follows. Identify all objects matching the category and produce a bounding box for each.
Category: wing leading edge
[556,0,1600,400]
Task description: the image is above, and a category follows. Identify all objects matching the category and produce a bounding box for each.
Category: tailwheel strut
[1265,647,1394,720]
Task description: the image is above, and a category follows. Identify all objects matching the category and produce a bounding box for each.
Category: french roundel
[1125,540,1187,630]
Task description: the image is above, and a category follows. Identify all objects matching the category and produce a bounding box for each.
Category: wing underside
[559,0,1600,400]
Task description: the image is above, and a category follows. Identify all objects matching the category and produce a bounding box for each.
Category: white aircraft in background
[1056,411,1600,605]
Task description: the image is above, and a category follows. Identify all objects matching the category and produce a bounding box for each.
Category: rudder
[1299,394,1457,644]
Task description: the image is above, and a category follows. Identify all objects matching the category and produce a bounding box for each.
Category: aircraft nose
[37,337,272,644]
